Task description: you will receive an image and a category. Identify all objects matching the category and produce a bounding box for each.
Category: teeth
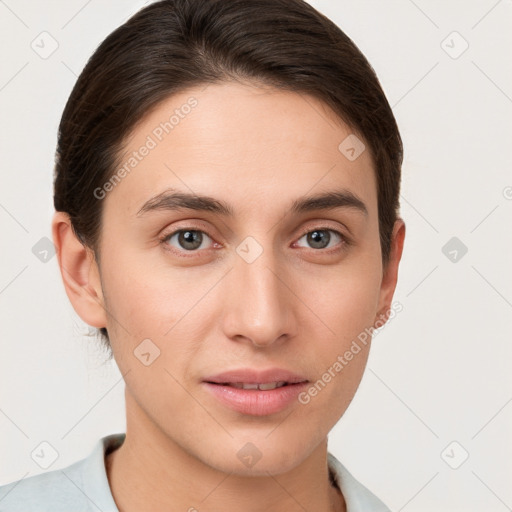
[238,383,259,390]
[227,381,287,390]
[258,381,286,390]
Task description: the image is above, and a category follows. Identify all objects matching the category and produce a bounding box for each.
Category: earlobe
[373,218,406,329]
[51,211,107,329]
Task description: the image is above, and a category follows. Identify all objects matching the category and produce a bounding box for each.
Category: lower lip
[202,382,309,416]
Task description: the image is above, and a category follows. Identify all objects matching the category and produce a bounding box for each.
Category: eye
[295,228,347,251]
[161,229,215,252]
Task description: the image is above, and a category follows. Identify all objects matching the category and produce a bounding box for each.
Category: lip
[202,367,309,416]
[203,367,308,385]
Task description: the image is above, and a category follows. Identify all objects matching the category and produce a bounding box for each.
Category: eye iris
[308,230,330,249]
[178,230,203,250]
[171,229,336,252]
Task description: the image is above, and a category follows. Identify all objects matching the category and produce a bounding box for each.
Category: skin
[52,80,405,512]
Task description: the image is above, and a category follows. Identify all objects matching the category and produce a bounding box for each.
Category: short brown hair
[54,0,403,351]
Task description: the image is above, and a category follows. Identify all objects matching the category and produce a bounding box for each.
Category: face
[85,81,399,475]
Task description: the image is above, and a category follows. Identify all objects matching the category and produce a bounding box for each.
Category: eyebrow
[136,188,368,218]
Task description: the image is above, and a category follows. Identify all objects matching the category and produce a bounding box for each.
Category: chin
[199,435,316,477]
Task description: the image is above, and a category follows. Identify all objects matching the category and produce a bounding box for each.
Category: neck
[106,395,345,512]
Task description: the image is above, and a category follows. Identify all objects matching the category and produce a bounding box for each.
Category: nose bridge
[222,238,294,346]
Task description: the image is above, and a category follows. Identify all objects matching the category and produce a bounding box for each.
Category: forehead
[105,80,377,220]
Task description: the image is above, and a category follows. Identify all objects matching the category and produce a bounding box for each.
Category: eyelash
[159,225,350,256]
[295,226,351,252]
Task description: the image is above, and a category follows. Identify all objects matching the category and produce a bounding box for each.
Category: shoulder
[327,452,391,512]
[0,457,89,511]
[0,433,124,512]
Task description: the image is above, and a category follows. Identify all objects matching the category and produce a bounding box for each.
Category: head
[52,0,405,475]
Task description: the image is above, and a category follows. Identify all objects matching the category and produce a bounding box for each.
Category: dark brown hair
[53,0,403,352]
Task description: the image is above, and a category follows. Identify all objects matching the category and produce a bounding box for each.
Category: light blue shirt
[0,433,391,511]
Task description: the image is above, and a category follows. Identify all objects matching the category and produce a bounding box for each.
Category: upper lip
[203,367,309,385]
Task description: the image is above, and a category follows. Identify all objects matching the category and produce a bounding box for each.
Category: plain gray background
[1,1,511,510]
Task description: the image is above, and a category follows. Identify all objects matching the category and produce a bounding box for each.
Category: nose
[221,245,297,348]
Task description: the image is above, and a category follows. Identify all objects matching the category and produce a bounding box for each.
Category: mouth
[201,369,310,416]
[202,367,309,386]
[205,381,304,390]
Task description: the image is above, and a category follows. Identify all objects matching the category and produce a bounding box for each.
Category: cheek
[296,253,382,398]
[99,249,222,379]
[296,270,381,426]
[100,248,190,335]
[333,276,380,336]
[300,258,382,340]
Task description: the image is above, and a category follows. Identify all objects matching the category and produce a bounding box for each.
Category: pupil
[179,230,202,250]
[308,230,329,249]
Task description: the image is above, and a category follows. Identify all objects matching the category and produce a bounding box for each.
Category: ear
[373,218,406,327]
[51,211,107,329]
